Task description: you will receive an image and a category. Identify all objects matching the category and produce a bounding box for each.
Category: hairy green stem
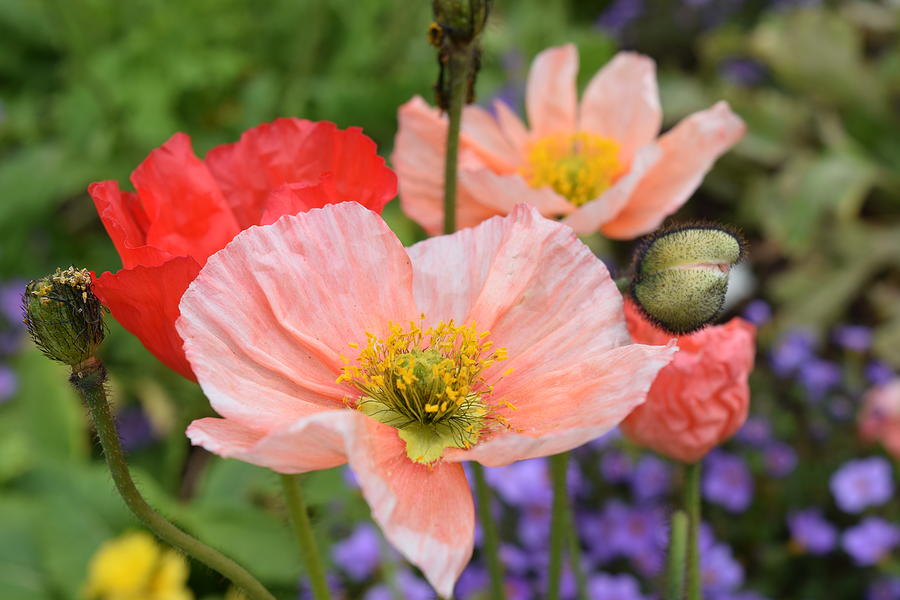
[559,455,587,600]
[280,474,331,600]
[684,462,703,600]
[74,365,276,600]
[471,463,506,599]
[665,510,689,600]
[442,51,468,235]
[547,452,566,600]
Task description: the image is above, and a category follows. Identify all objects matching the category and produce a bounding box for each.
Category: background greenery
[1,0,899,598]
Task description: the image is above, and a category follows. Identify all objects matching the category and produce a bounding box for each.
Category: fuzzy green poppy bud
[431,0,490,45]
[24,267,106,369]
[430,0,491,109]
[630,224,745,335]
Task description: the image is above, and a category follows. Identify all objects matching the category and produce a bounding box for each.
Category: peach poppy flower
[392,44,746,239]
[859,380,900,460]
[178,203,676,595]
[620,301,755,463]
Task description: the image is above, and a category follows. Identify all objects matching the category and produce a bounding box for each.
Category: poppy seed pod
[630,223,745,334]
[24,267,105,369]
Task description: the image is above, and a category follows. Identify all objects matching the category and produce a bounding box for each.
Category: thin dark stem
[471,463,506,599]
[684,461,703,600]
[442,51,468,235]
[74,365,276,600]
[547,452,570,600]
[558,454,587,600]
[280,474,331,600]
[665,510,689,600]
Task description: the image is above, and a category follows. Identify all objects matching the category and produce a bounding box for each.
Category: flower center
[337,319,510,464]
[522,132,622,206]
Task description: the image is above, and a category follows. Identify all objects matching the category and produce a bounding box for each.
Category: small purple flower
[703,451,754,513]
[454,565,488,599]
[485,458,552,509]
[500,543,531,575]
[798,359,842,399]
[787,509,837,554]
[715,593,771,600]
[299,573,343,600]
[332,524,381,582]
[842,517,900,566]
[867,577,900,600]
[830,457,894,513]
[115,405,156,451]
[587,573,648,600]
[0,280,25,328]
[735,417,772,447]
[867,361,896,386]
[0,364,17,404]
[701,542,744,593]
[631,454,672,502]
[595,0,644,36]
[763,442,797,478]
[601,449,633,484]
[607,502,667,559]
[833,324,873,352]
[720,58,767,87]
[770,331,816,377]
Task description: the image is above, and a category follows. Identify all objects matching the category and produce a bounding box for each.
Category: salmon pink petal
[459,169,574,218]
[188,411,473,597]
[601,101,746,239]
[89,181,174,269]
[93,257,201,381]
[177,203,417,430]
[393,97,500,235]
[579,52,662,163]
[461,105,522,173]
[492,100,530,160]
[563,144,661,235]
[205,119,396,228]
[131,133,241,263]
[526,44,579,138]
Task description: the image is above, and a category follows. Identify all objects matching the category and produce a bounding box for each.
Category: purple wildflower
[701,542,744,593]
[740,299,772,326]
[867,361,896,387]
[595,0,644,36]
[601,449,633,484]
[770,331,816,377]
[332,524,381,582]
[833,325,873,352]
[703,451,754,513]
[0,280,24,328]
[830,457,894,513]
[735,417,772,447]
[485,458,552,509]
[115,405,156,452]
[630,454,672,502]
[587,573,648,600]
[720,58,767,87]
[500,543,532,575]
[454,565,488,599]
[787,509,837,554]
[0,364,16,404]
[842,517,900,566]
[868,577,900,600]
[763,442,797,478]
[798,358,842,399]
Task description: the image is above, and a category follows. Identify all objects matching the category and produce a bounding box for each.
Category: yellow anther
[522,132,621,206]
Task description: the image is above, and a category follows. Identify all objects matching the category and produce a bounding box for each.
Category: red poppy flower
[91,119,397,380]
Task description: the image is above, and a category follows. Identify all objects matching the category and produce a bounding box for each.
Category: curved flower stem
[442,51,468,235]
[73,365,276,600]
[684,461,703,600]
[471,463,506,599]
[665,510,688,600]
[280,474,331,600]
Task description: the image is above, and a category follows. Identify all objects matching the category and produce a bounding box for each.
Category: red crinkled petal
[93,257,202,381]
[205,119,396,228]
[130,133,241,264]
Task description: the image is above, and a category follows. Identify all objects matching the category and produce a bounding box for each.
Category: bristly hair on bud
[24,267,106,370]
[629,222,747,335]
[430,0,491,110]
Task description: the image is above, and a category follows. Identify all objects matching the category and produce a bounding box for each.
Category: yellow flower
[83,531,193,600]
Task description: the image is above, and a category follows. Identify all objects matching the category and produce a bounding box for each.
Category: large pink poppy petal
[562,144,661,235]
[131,133,241,263]
[492,100,530,160]
[461,105,522,173]
[177,203,417,430]
[601,101,746,240]
[446,343,676,466]
[407,204,629,364]
[393,97,501,235]
[526,44,579,138]
[579,52,662,163]
[459,169,574,218]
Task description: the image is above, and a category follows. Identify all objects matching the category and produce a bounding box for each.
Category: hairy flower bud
[431,0,490,45]
[24,267,105,369]
[430,0,491,109]
[630,223,745,335]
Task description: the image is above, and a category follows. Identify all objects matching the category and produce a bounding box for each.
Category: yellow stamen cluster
[522,132,622,206]
[337,318,511,463]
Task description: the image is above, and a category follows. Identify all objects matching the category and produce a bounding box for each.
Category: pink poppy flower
[859,380,900,460]
[392,44,746,239]
[620,301,756,463]
[178,202,676,595]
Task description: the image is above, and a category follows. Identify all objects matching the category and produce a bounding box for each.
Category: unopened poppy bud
[24,267,105,369]
[431,0,490,45]
[630,224,745,335]
[430,0,491,109]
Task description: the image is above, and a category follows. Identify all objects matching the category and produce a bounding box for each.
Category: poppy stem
[471,463,506,599]
[280,474,332,600]
[73,363,276,600]
[442,51,469,235]
[684,461,703,600]
[665,510,689,600]
[547,451,586,600]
